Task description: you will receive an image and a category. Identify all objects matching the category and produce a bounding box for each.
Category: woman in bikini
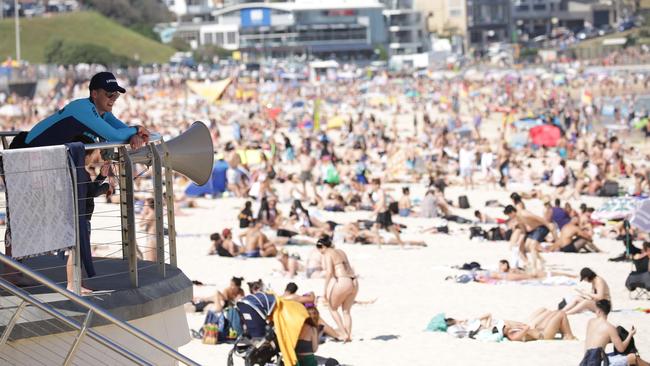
[319,235,359,342]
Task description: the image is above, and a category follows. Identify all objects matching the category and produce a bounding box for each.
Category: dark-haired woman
[296,309,320,366]
[564,267,611,315]
[319,236,358,342]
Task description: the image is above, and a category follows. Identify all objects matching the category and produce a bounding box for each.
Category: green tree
[44,39,136,66]
[170,37,191,52]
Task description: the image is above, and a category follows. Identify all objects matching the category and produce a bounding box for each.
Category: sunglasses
[316,244,323,249]
[104,91,120,99]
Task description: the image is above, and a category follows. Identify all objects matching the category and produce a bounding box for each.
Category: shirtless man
[238,220,278,258]
[371,178,404,247]
[504,205,557,272]
[298,145,317,201]
[564,267,611,315]
[550,218,602,253]
[581,299,649,366]
[398,187,412,217]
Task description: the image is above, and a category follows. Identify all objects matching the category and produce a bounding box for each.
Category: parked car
[576,28,598,40]
[618,20,635,32]
[597,24,614,37]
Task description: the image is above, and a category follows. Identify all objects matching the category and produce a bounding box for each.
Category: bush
[44,39,137,66]
[170,36,192,52]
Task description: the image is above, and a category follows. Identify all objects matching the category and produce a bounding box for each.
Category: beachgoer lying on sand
[239,220,278,258]
[562,267,611,315]
[503,310,576,341]
[193,276,245,312]
[580,299,650,366]
[289,200,331,238]
[319,235,358,342]
[548,219,602,253]
[340,222,427,246]
[475,260,576,282]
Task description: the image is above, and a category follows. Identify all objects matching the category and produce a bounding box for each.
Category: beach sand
[171,188,650,366]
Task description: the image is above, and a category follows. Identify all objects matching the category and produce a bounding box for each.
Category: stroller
[227,293,283,366]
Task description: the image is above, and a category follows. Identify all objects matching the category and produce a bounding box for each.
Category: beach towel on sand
[272,296,309,366]
[425,313,447,332]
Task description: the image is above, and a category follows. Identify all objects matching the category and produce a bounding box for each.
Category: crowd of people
[2,56,650,364]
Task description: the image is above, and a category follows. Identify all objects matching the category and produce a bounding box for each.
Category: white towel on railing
[3,145,76,258]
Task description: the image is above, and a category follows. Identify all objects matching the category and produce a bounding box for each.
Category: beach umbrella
[529,125,561,147]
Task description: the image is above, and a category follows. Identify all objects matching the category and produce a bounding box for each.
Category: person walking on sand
[319,235,358,342]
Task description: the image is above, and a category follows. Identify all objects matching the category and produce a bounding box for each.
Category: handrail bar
[0,131,163,151]
[0,278,152,365]
[0,254,200,366]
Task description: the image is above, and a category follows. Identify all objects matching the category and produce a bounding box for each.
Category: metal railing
[0,132,178,291]
[0,250,199,366]
[0,132,197,365]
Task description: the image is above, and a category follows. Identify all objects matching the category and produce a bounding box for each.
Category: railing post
[67,154,82,296]
[118,147,138,287]
[161,143,177,267]
[63,310,93,366]
[150,143,166,277]
[0,301,25,345]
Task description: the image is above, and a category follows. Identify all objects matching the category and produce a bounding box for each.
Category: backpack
[458,195,470,209]
[487,227,504,241]
[469,226,487,240]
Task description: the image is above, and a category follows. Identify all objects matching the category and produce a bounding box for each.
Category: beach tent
[529,124,561,147]
[184,160,229,197]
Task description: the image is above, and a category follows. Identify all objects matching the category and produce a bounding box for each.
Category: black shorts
[527,226,550,243]
[560,242,577,253]
[376,210,393,229]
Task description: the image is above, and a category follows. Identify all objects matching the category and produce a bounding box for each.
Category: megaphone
[130,121,214,185]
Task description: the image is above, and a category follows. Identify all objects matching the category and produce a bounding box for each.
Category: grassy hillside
[0,11,175,64]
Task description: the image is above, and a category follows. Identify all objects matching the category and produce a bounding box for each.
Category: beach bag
[614,326,637,355]
[458,195,470,209]
[201,310,221,344]
[219,306,243,342]
[487,227,504,241]
[469,226,486,239]
[600,181,619,197]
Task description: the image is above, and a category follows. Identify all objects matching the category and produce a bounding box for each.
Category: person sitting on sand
[580,299,649,366]
[283,282,316,304]
[277,250,303,278]
[370,178,405,247]
[563,267,611,315]
[398,187,412,217]
[319,235,358,342]
[549,218,602,253]
[239,220,278,258]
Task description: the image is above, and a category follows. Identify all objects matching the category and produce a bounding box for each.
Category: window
[216,32,225,45]
[515,4,529,11]
[533,4,546,10]
[470,31,481,43]
[204,33,213,44]
[227,32,236,44]
[449,9,461,17]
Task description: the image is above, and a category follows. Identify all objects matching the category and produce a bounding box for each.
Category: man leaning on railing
[3,71,151,287]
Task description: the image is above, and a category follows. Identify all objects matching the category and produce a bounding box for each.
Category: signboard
[241,8,271,28]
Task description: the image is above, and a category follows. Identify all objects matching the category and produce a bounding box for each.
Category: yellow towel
[271,296,309,366]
